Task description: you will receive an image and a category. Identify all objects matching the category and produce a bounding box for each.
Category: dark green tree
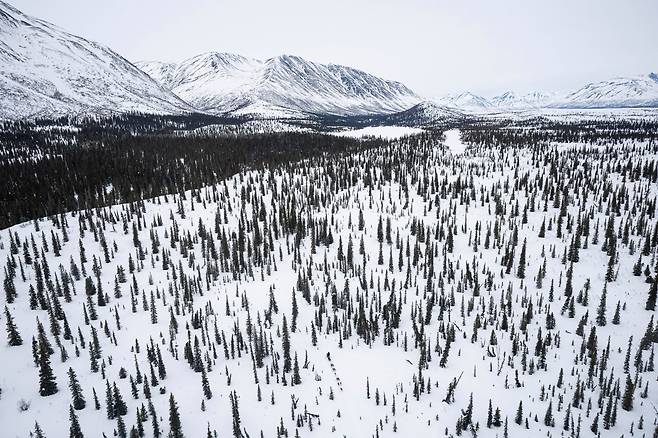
[68,367,86,410]
[69,405,84,438]
[4,306,23,346]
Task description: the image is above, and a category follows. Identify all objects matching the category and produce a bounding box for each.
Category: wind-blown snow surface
[137,53,422,117]
[1,135,658,438]
[0,1,192,120]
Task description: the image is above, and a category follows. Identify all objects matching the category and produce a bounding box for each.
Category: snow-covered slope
[555,73,658,109]
[378,101,464,127]
[0,1,192,120]
[436,92,493,112]
[438,91,555,111]
[490,91,555,109]
[137,53,422,117]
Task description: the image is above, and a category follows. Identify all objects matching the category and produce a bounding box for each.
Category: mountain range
[0,0,656,121]
[136,53,421,117]
[438,74,658,112]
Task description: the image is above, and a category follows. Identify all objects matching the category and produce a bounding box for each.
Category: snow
[332,126,423,139]
[2,132,657,437]
[437,73,658,113]
[138,53,422,117]
[0,1,192,120]
[442,129,467,154]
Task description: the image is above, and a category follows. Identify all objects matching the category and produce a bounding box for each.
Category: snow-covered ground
[332,125,424,139]
[443,129,467,154]
[1,133,657,438]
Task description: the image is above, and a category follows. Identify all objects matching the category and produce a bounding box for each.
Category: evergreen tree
[517,239,527,279]
[201,367,212,400]
[38,338,58,396]
[34,422,46,438]
[68,367,86,410]
[596,282,607,326]
[69,405,84,438]
[647,278,657,311]
[621,374,634,411]
[282,315,291,373]
[168,393,184,438]
[543,401,553,427]
[229,390,242,438]
[515,401,523,425]
[4,306,22,346]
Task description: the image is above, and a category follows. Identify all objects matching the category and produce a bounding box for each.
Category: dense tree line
[0,127,392,228]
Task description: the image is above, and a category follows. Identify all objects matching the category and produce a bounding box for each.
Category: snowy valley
[1,1,658,438]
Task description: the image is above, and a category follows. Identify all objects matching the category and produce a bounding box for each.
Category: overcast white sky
[14,0,658,97]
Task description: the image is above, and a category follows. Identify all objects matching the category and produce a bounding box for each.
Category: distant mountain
[439,90,555,111]
[436,92,492,111]
[0,1,192,120]
[137,53,422,117]
[490,91,554,109]
[554,73,658,109]
[438,74,658,112]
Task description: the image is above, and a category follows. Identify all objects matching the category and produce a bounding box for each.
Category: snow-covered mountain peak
[0,1,192,120]
[139,52,422,117]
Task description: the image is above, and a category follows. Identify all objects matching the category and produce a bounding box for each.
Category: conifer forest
[2,113,658,438]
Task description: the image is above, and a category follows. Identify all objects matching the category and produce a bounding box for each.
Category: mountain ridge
[137,52,422,117]
[438,73,658,111]
[0,1,193,120]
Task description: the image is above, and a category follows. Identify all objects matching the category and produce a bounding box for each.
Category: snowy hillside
[0,1,192,120]
[376,101,464,127]
[137,53,422,117]
[556,73,658,109]
[2,128,657,437]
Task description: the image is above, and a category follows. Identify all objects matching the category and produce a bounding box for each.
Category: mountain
[555,73,658,109]
[437,90,554,111]
[137,53,422,117]
[436,92,493,111]
[490,91,554,109]
[377,101,464,127]
[438,74,658,112]
[0,1,192,120]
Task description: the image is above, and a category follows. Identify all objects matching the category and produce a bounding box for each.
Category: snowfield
[332,126,424,139]
[1,132,658,438]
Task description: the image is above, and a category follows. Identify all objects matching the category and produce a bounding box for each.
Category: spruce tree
[68,367,86,410]
[38,338,58,396]
[517,239,527,279]
[621,374,634,411]
[168,393,184,438]
[69,405,84,438]
[515,401,523,425]
[282,315,291,373]
[201,367,212,400]
[543,401,553,427]
[34,422,46,438]
[647,278,657,311]
[596,282,607,326]
[229,390,242,438]
[4,306,23,346]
